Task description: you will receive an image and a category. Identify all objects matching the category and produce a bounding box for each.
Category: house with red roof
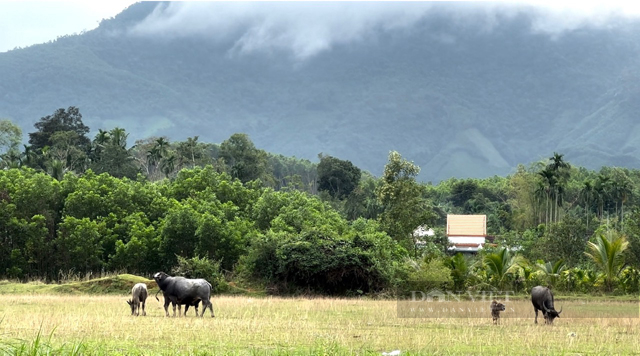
[447,214,492,253]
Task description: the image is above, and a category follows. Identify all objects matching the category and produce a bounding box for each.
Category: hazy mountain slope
[1,2,639,181]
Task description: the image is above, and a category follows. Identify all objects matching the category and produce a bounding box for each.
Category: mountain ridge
[1,2,639,181]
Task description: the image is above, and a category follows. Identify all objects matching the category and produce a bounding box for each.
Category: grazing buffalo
[531,286,562,324]
[490,300,506,324]
[127,283,148,316]
[153,272,214,317]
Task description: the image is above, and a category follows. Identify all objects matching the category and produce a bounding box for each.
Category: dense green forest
[1,107,640,295]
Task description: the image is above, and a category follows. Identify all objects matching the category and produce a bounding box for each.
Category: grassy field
[0,279,639,355]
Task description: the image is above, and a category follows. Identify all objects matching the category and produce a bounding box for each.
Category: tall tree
[28,107,90,151]
[220,133,271,184]
[47,131,88,173]
[176,136,206,169]
[89,128,139,179]
[547,152,570,223]
[594,174,612,219]
[376,151,433,254]
[580,179,595,230]
[537,167,556,226]
[0,119,22,156]
[317,154,362,200]
[0,120,22,169]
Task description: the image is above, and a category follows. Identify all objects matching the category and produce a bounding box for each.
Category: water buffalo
[490,300,506,324]
[531,286,562,324]
[127,283,148,316]
[153,272,214,317]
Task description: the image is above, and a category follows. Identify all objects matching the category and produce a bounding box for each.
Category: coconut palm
[483,247,525,290]
[536,259,566,288]
[584,231,629,292]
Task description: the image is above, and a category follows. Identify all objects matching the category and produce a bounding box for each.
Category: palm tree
[154,137,169,156]
[484,247,525,290]
[160,152,176,178]
[109,127,128,149]
[547,152,570,223]
[536,259,566,288]
[21,144,37,168]
[580,179,595,230]
[594,174,612,220]
[184,136,199,167]
[48,159,65,180]
[94,129,110,146]
[609,172,633,228]
[537,168,556,225]
[619,180,632,228]
[584,231,629,292]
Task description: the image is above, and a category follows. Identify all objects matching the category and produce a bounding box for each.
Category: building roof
[446,214,486,237]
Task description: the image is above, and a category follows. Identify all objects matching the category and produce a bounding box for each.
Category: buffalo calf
[490,300,506,324]
[127,283,148,316]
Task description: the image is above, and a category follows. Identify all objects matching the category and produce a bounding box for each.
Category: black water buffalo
[127,283,148,316]
[490,300,506,324]
[153,272,214,317]
[531,286,562,324]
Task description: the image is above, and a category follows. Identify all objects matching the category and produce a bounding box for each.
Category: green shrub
[394,257,453,295]
[237,227,404,295]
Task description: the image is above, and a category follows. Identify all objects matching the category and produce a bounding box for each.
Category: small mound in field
[52,274,158,295]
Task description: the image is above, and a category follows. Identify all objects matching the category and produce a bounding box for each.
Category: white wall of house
[448,236,486,244]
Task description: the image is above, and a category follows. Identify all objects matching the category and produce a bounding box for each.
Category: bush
[618,267,640,294]
[236,226,404,295]
[394,257,453,295]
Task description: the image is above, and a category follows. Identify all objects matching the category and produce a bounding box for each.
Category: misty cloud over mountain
[128,2,640,60]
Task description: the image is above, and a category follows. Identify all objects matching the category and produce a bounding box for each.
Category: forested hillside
[1,2,640,181]
[1,106,640,295]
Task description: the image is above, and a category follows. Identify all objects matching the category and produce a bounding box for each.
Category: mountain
[1,2,640,182]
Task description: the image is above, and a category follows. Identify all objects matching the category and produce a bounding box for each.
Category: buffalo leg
[534,308,538,324]
[201,299,214,318]
[141,300,146,316]
[163,299,171,317]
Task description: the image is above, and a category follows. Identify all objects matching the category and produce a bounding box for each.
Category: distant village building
[413,225,435,249]
[447,214,492,253]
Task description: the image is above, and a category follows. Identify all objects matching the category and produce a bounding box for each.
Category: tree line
[1,107,640,295]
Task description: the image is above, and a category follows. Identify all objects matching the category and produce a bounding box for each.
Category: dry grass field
[0,293,639,355]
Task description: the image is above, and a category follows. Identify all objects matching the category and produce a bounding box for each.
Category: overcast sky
[1,1,640,54]
[0,1,137,53]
